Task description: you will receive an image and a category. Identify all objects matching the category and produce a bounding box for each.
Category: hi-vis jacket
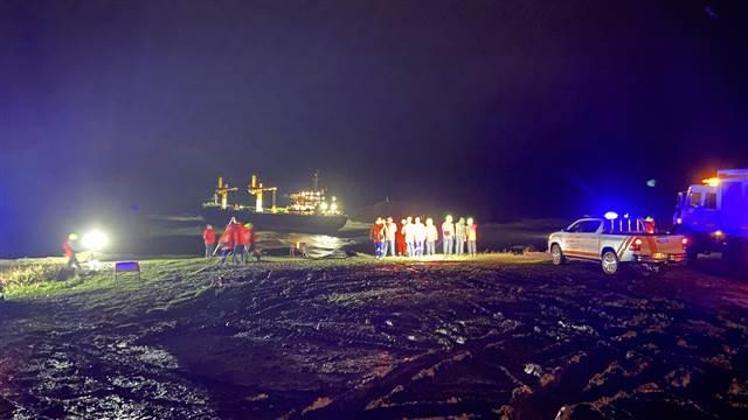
[426,225,439,242]
[414,223,427,242]
[441,222,455,238]
[455,223,466,239]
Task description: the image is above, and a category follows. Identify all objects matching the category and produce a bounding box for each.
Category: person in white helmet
[385,217,397,257]
[403,216,415,256]
[413,217,426,256]
[441,215,455,255]
[455,217,466,255]
[425,217,438,256]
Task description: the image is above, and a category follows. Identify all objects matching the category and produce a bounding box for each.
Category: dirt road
[1,255,747,419]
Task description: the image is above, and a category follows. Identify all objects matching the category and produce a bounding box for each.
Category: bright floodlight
[702,177,720,187]
[604,211,619,220]
[82,229,110,251]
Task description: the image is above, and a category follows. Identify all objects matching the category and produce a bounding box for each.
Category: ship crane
[214,177,238,210]
[248,174,278,213]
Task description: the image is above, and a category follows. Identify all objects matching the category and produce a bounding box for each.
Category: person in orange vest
[370,217,386,258]
[466,217,478,256]
[396,218,407,256]
[643,217,656,234]
[202,225,216,258]
[62,233,81,271]
[217,229,233,265]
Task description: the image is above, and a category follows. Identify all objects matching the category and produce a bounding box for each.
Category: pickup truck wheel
[551,244,565,265]
[601,251,619,275]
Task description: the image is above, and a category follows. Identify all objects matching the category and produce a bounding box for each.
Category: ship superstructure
[202,172,347,233]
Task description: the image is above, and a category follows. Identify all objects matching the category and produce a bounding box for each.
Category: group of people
[202,218,257,264]
[369,215,477,258]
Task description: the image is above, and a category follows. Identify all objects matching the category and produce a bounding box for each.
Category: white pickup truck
[547,218,688,274]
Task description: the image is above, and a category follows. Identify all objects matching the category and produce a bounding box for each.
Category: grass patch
[0,258,78,299]
[325,287,412,305]
[0,253,547,302]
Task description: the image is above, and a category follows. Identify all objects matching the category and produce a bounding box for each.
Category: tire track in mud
[287,264,748,418]
[0,305,216,419]
[2,259,748,418]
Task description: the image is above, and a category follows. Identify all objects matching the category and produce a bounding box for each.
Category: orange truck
[673,169,748,269]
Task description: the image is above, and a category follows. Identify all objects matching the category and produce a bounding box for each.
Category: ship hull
[202,207,348,234]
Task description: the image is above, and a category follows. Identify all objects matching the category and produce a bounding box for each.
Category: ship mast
[313,170,319,191]
[215,177,238,210]
[248,174,278,213]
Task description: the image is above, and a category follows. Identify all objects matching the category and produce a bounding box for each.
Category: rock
[301,396,333,414]
[524,363,543,377]
[666,368,692,388]
[554,405,571,420]
[540,371,559,387]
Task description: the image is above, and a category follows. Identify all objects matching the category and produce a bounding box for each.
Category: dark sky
[1,0,747,256]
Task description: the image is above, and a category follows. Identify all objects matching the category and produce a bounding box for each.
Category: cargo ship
[201,172,348,234]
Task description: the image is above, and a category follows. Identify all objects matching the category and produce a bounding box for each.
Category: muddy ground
[1,255,748,419]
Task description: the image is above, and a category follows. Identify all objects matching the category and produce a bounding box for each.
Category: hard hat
[68,233,79,241]
[244,223,253,228]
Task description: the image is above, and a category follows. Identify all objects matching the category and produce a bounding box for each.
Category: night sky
[2,0,747,257]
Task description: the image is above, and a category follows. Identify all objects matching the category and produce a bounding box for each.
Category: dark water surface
[110,215,558,259]
[2,212,560,259]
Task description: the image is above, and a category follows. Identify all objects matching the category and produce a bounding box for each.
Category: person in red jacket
[62,233,81,271]
[202,225,216,258]
[395,218,407,256]
[227,219,246,264]
[218,220,238,265]
[369,217,386,258]
[241,223,256,263]
[234,223,252,264]
[643,217,656,234]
